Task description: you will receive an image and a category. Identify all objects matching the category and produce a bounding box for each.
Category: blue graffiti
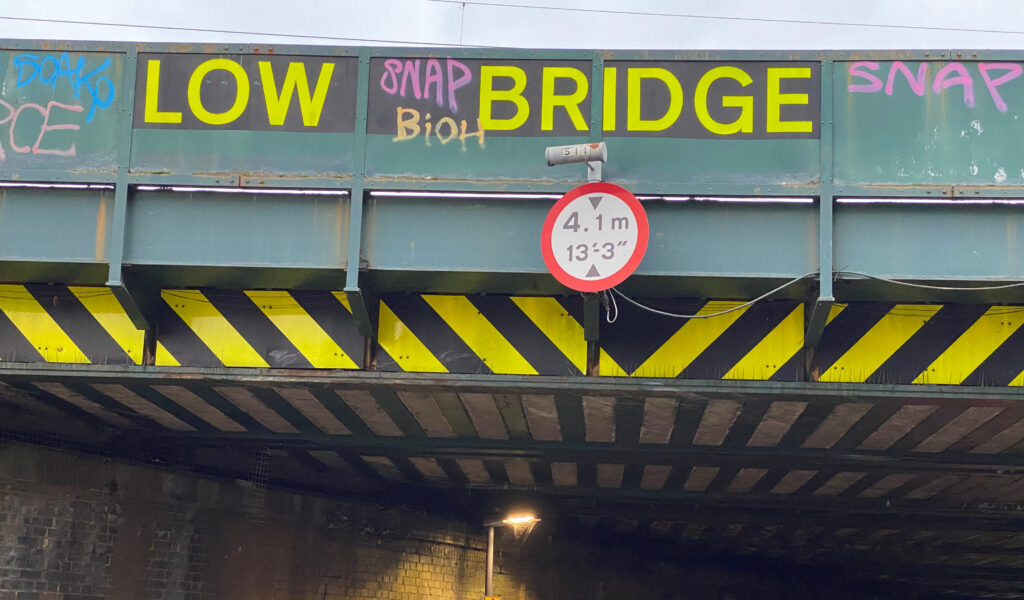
[12,53,115,123]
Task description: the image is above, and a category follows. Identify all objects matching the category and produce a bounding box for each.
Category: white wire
[837,271,1024,291]
[611,273,818,319]
[604,290,619,324]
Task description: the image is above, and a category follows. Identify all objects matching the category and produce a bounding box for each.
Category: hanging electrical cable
[609,272,818,320]
[836,271,1024,291]
[604,268,1024,322]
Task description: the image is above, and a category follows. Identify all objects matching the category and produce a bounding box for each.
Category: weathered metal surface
[123,189,349,268]
[834,201,1024,280]
[363,195,816,278]
[0,186,113,262]
[0,48,123,175]
[0,42,1019,192]
[3,41,1024,306]
[835,59,1024,186]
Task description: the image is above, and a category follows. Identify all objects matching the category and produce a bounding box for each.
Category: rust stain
[95,197,108,261]
[335,200,345,264]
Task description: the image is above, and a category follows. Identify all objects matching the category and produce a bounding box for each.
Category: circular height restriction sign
[541,182,649,292]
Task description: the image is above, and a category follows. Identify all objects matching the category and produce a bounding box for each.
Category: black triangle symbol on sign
[589,195,603,209]
[586,264,601,277]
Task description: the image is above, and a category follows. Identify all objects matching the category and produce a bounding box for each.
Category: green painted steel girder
[2,41,1024,307]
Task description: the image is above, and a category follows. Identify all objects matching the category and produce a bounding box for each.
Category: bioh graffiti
[378,58,486,151]
[848,61,1024,113]
[392,107,485,150]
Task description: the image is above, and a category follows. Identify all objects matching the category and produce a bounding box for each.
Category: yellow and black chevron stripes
[7,284,1024,388]
[600,299,1024,384]
[0,284,144,365]
[599,299,805,380]
[157,289,363,369]
[376,294,587,376]
[818,303,1024,386]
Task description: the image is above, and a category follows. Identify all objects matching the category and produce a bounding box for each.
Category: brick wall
[0,441,913,600]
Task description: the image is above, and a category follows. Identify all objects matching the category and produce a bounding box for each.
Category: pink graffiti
[933,63,975,107]
[979,63,1023,113]
[0,99,83,161]
[847,61,882,93]
[379,58,472,113]
[848,61,1022,113]
[887,62,929,96]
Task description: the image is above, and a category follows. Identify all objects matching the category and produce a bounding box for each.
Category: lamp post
[483,514,539,600]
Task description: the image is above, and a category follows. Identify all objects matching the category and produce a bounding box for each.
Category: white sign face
[541,182,649,292]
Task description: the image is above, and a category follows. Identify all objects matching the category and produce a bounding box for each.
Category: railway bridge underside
[3,42,1024,598]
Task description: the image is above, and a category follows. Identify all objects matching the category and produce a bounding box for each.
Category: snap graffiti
[393,107,485,150]
[379,58,473,113]
[12,52,115,123]
[0,99,84,161]
[848,61,1023,113]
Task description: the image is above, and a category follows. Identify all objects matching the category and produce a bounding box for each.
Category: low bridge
[1,41,1024,599]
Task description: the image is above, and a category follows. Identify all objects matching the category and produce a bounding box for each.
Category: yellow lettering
[766,67,812,133]
[478,66,529,131]
[541,67,588,131]
[393,107,420,141]
[695,66,753,135]
[603,67,617,131]
[187,59,249,126]
[258,61,334,127]
[144,60,182,124]
[627,68,683,131]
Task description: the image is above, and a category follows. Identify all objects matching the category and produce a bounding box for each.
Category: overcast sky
[1,0,1024,50]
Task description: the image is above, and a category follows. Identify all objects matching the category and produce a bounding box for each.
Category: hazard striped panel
[599,298,805,381]
[0,284,144,365]
[817,303,1024,386]
[600,299,1024,385]
[156,289,363,369]
[376,294,586,375]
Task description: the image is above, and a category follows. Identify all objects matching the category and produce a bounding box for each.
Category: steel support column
[345,48,376,343]
[807,60,835,364]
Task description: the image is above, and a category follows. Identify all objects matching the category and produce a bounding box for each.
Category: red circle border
[541,182,649,293]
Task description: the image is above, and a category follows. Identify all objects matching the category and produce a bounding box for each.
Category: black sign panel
[603,61,820,139]
[133,53,357,132]
[367,58,593,138]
